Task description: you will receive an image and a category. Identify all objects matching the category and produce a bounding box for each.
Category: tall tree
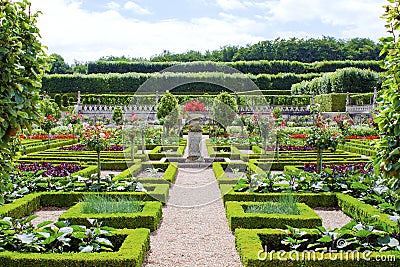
[48,53,71,74]
[0,0,48,202]
[374,0,400,208]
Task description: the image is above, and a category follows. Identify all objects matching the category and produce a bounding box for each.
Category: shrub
[314,93,347,112]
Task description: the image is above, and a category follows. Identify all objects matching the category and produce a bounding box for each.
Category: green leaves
[0,0,48,191]
[374,0,400,186]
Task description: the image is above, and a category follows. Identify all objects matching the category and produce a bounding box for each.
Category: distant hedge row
[79,93,311,106]
[87,60,382,75]
[42,72,322,94]
[291,67,382,95]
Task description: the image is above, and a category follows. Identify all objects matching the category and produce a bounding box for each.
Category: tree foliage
[148,37,381,63]
[156,92,178,120]
[0,0,48,199]
[48,53,71,74]
[374,0,400,198]
[212,92,238,132]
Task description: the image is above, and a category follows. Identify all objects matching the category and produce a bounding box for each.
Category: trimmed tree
[156,92,179,135]
[212,92,238,135]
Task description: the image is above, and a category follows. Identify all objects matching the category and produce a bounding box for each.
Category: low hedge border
[206,142,242,160]
[73,165,98,177]
[223,190,396,227]
[137,162,178,185]
[0,186,169,219]
[0,228,150,267]
[23,139,78,154]
[212,162,263,185]
[114,162,178,186]
[147,145,185,160]
[59,201,162,231]
[234,228,399,267]
[336,193,397,227]
[226,201,322,230]
[250,159,370,171]
[338,143,376,157]
[222,191,338,208]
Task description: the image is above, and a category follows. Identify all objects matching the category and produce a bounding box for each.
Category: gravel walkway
[313,208,352,229]
[143,167,242,267]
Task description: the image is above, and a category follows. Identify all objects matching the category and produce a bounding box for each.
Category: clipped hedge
[212,162,263,184]
[314,93,347,112]
[235,228,399,267]
[226,201,322,230]
[336,193,397,227]
[147,146,185,160]
[59,201,162,231]
[223,191,337,207]
[87,60,382,75]
[43,72,324,94]
[114,162,178,186]
[23,139,78,154]
[0,228,150,267]
[291,67,381,95]
[0,189,169,220]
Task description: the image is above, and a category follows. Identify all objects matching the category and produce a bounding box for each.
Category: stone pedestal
[187,131,203,161]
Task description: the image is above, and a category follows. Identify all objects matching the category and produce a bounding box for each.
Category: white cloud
[216,0,246,10]
[106,1,120,10]
[29,0,264,63]
[124,1,152,15]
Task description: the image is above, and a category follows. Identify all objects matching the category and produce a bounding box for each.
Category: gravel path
[30,207,68,227]
[143,167,242,267]
[313,208,352,229]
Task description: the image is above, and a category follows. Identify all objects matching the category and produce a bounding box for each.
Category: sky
[29,0,387,64]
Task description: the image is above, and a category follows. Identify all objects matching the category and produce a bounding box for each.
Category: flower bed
[302,162,372,175]
[18,162,83,177]
[59,144,126,151]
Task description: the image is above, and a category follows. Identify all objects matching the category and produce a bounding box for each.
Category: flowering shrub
[333,114,354,136]
[184,100,205,112]
[289,134,308,139]
[18,162,83,177]
[22,134,75,139]
[63,111,82,125]
[40,115,57,134]
[81,125,112,152]
[306,104,343,173]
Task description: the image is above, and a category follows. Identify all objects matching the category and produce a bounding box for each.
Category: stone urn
[187,124,203,161]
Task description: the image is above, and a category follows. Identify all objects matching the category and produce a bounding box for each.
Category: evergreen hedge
[87,60,382,75]
[42,72,322,94]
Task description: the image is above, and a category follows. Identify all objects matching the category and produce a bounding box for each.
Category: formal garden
[1,0,400,266]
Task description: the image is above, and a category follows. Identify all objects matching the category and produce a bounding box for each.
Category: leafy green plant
[81,195,143,214]
[280,225,310,250]
[0,0,49,197]
[0,216,114,253]
[245,195,300,215]
[374,0,400,211]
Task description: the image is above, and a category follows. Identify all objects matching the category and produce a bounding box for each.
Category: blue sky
[30,0,386,64]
